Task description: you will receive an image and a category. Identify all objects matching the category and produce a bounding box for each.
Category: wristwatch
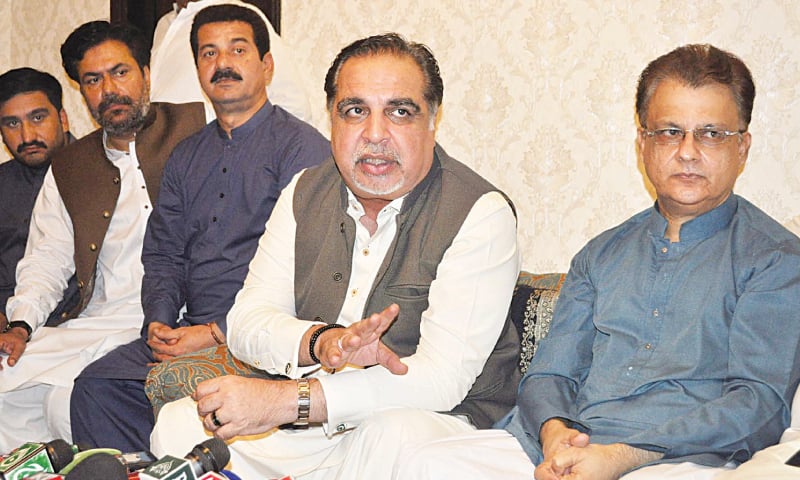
[4,321,32,342]
[294,378,311,428]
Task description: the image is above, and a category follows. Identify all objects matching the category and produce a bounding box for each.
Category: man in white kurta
[0,21,206,452]
[150,33,521,479]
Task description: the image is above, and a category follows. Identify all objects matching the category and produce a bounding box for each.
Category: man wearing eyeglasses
[394,44,800,480]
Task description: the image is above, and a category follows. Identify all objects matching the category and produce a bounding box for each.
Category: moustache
[17,140,48,154]
[356,144,400,164]
[98,93,134,116]
[211,68,243,83]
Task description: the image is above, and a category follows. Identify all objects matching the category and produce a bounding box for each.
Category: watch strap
[294,378,311,428]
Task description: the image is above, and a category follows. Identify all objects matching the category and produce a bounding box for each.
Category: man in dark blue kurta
[0,68,76,326]
[70,5,329,451]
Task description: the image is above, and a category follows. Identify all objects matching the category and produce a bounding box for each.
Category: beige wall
[2,0,799,272]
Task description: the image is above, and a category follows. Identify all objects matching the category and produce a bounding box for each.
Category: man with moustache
[150,0,315,127]
[394,44,800,480]
[0,21,205,451]
[70,4,329,451]
[0,68,77,331]
[149,33,521,480]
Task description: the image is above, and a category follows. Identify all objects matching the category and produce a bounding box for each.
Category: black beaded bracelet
[308,323,345,364]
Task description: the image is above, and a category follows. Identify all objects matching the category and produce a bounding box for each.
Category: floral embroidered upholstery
[508,272,566,374]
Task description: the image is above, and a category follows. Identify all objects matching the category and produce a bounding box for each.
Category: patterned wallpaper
[2,0,799,272]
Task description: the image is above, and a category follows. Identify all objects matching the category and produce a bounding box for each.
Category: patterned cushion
[508,272,566,374]
[144,344,278,416]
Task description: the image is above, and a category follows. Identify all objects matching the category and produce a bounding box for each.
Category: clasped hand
[147,322,219,363]
[312,303,408,375]
[535,419,662,480]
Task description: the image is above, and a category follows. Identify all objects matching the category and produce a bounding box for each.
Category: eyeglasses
[641,127,745,147]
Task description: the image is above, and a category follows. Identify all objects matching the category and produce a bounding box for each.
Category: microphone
[139,438,230,480]
[0,439,75,480]
[62,453,127,480]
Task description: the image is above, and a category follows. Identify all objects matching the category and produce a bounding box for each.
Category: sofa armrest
[508,272,566,374]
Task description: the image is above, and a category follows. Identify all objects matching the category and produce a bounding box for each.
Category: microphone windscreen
[188,438,230,473]
[45,439,76,471]
[64,453,126,480]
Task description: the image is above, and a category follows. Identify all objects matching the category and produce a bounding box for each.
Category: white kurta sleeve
[6,168,76,331]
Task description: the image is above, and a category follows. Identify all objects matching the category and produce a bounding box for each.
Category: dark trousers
[71,338,155,451]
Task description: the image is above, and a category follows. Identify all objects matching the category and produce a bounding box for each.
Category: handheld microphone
[63,453,127,480]
[139,438,230,480]
[0,440,74,480]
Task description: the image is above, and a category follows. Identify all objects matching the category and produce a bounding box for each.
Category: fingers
[3,336,26,367]
[549,448,580,476]
[151,352,175,363]
[149,323,180,344]
[320,333,348,369]
[193,377,222,401]
[377,343,408,375]
[203,411,236,440]
[570,432,590,448]
[534,463,557,480]
[355,304,400,339]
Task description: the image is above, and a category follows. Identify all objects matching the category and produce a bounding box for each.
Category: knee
[72,376,111,402]
[353,408,468,449]
[151,396,200,457]
[355,408,433,443]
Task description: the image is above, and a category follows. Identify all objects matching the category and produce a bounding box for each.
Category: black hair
[636,44,755,129]
[325,33,443,116]
[61,20,150,82]
[190,4,270,64]
[0,67,64,111]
